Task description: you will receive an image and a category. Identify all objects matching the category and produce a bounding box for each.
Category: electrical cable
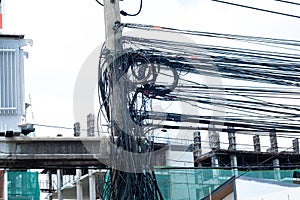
[124,24,300,47]
[274,0,300,6]
[99,44,163,200]
[33,123,103,134]
[95,0,104,6]
[98,23,300,199]
[33,123,74,130]
[211,0,300,19]
[120,0,143,16]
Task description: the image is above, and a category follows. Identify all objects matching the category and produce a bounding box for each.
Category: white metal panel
[0,48,17,115]
[0,37,31,133]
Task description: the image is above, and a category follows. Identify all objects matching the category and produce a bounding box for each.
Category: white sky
[3,0,300,142]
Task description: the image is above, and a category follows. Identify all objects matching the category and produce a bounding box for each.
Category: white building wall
[166,150,194,167]
[236,179,300,200]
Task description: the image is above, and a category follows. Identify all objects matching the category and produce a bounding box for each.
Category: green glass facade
[155,168,299,200]
[8,171,40,200]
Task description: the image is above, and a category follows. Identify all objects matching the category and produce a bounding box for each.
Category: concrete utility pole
[104,0,121,51]
[102,0,164,199]
[102,1,163,199]
[103,0,125,198]
[103,0,125,139]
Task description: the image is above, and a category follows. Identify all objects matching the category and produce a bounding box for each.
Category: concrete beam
[0,137,110,169]
[0,137,167,169]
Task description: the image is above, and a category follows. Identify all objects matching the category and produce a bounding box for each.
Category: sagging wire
[95,0,103,6]
[211,0,300,19]
[275,0,300,6]
[120,0,143,16]
[97,23,300,199]
[95,0,143,17]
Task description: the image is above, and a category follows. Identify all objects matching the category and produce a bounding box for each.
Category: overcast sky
[3,0,300,138]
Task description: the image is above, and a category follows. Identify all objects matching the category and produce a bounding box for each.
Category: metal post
[48,171,53,200]
[273,159,281,181]
[3,170,7,200]
[76,169,83,200]
[88,169,96,200]
[57,169,63,200]
[211,154,220,186]
[231,155,238,176]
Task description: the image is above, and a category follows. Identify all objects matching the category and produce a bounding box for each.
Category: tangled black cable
[99,46,165,199]
[98,22,300,199]
[120,24,300,136]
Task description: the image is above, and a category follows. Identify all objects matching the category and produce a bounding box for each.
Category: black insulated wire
[120,0,143,16]
[274,0,300,6]
[95,0,104,6]
[211,0,300,19]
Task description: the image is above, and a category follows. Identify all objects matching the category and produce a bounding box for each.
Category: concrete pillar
[57,169,63,200]
[89,169,96,200]
[193,131,202,162]
[273,159,281,181]
[228,126,236,150]
[76,169,83,200]
[269,129,278,152]
[253,135,261,152]
[230,155,238,176]
[211,155,219,167]
[48,171,53,200]
[211,155,220,185]
[293,138,299,154]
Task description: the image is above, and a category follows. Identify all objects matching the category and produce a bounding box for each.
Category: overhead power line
[120,0,143,16]
[33,123,73,130]
[211,0,300,19]
[274,0,300,6]
[95,0,104,6]
[98,23,300,138]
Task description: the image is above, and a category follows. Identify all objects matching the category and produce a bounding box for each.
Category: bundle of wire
[98,23,300,199]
